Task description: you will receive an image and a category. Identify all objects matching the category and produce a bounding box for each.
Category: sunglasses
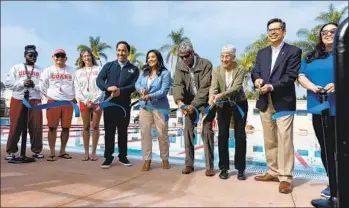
[321,29,336,37]
[55,53,66,59]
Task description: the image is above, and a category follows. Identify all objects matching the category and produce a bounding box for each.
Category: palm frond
[296,28,311,38]
[77,44,90,51]
[98,43,112,52]
[159,44,172,52]
[75,57,80,66]
[99,52,108,62]
[135,52,145,59]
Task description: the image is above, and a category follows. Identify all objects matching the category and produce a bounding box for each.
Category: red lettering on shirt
[51,74,73,80]
[18,70,40,77]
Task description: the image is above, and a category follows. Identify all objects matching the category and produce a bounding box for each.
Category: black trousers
[312,114,337,196]
[103,104,131,160]
[217,100,248,171]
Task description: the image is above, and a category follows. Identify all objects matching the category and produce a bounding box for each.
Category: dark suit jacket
[96,60,139,106]
[251,43,302,112]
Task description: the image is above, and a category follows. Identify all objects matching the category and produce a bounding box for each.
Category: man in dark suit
[96,41,140,169]
[251,18,302,194]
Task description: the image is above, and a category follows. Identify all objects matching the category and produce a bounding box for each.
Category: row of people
[4,18,337,197]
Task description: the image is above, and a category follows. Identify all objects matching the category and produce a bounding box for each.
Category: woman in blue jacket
[135,49,171,171]
[298,22,338,199]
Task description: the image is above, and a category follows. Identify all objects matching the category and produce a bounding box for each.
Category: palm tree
[159,27,190,72]
[128,46,145,69]
[238,33,270,97]
[239,34,269,73]
[315,3,348,24]
[244,34,270,55]
[76,36,112,66]
[292,26,320,56]
[294,3,348,56]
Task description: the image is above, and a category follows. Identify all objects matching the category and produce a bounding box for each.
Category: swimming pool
[0,116,327,181]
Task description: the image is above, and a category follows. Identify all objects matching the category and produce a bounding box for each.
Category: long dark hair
[305,22,338,63]
[78,48,98,68]
[143,49,167,75]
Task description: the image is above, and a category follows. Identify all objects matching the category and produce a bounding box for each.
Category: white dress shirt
[225,70,233,88]
[270,41,285,73]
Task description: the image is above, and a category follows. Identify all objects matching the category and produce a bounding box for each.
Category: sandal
[33,153,44,159]
[90,156,98,161]
[82,157,90,161]
[58,153,72,159]
[47,156,56,161]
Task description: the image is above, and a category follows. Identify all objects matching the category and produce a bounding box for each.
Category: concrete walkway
[1,146,325,207]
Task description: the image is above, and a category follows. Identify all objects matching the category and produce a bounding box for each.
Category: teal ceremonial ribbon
[97,92,127,118]
[204,100,245,118]
[178,104,200,124]
[98,102,127,118]
[22,98,80,117]
[271,101,331,120]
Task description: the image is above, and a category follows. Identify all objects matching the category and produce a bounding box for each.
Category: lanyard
[23,63,35,80]
[56,66,66,92]
[85,67,93,92]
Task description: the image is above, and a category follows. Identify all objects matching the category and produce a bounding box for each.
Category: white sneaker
[5,153,15,160]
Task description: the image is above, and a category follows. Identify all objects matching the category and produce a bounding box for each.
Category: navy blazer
[251,43,302,112]
[96,60,140,106]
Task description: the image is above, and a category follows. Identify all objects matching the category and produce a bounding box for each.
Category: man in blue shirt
[96,41,140,169]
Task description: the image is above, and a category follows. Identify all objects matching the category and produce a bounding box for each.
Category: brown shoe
[205,169,215,177]
[162,160,170,169]
[254,173,279,182]
[182,166,194,174]
[279,181,292,194]
[142,160,151,171]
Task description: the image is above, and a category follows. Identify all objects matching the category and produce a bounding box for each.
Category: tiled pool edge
[0,140,328,182]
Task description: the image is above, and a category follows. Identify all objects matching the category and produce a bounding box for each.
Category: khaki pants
[139,108,169,160]
[260,95,294,182]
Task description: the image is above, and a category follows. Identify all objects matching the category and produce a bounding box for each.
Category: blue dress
[299,53,336,116]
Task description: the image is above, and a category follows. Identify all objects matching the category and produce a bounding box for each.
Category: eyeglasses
[321,29,336,37]
[55,53,66,59]
[267,28,282,33]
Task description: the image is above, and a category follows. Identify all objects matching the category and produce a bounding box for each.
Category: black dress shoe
[219,169,228,180]
[237,170,246,180]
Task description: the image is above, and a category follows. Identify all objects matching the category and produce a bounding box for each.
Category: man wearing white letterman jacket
[39,49,77,161]
[4,45,44,160]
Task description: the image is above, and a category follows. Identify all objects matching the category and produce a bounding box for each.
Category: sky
[1,1,348,97]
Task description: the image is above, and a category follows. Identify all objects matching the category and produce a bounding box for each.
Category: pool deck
[0,145,326,207]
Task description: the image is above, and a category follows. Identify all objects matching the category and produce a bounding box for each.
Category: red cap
[53,49,66,55]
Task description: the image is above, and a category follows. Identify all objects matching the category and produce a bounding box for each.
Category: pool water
[0,117,327,181]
